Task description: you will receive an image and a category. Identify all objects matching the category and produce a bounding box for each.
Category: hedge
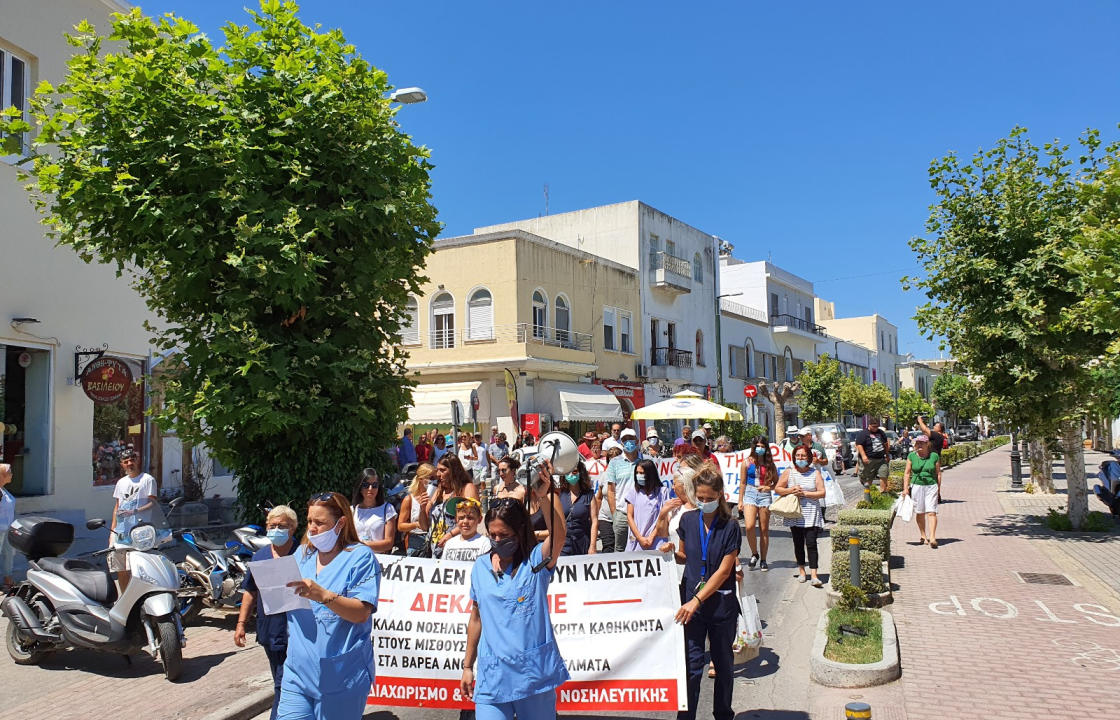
[831,549,885,594]
[830,523,890,560]
[837,508,893,534]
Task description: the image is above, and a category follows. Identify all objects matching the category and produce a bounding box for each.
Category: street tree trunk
[1060,418,1088,529]
[760,381,800,442]
[1028,438,1054,494]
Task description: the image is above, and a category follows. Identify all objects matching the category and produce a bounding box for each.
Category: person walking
[592,446,618,553]
[738,436,776,572]
[457,432,479,481]
[351,468,398,554]
[398,428,418,469]
[916,415,947,454]
[713,435,733,453]
[235,505,300,720]
[416,433,434,465]
[644,428,663,459]
[279,492,380,720]
[578,431,597,459]
[775,445,826,586]
[607,429,641,552]
[625,459,672,551]
[561,460,598,556]
[855,418,891,493]
[398,464,433,556]
[903,434,942,548]
[672,464,742,720]
[461,462,569,720]
[798,428,829,469]
[0,463,17,588]
[653,460,699,556]
[690,429,714,465]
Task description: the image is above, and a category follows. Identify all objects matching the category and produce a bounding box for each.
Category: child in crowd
[442,498,490,562]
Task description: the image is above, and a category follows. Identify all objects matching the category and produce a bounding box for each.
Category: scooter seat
[195,538,228,553]
[38,557,118,605]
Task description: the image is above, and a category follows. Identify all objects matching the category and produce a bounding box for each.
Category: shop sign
[81,357,133,404]
[17,352,32,368]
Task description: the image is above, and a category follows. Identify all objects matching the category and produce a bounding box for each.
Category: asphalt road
[253,469,866,720]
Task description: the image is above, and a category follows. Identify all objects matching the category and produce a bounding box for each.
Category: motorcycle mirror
[168,497,184,510]
[86,518,105,531]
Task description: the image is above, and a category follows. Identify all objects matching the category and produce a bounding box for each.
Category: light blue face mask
[755,447,766,456]
[266,528,290,546]
[565,472,580,485]
[623,440,638,454]
[795,459,810,469]
[635,473,647,487]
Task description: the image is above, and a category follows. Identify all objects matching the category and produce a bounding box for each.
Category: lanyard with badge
[694,517,717,595]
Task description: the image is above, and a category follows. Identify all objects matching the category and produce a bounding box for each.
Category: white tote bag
[823,474,845,508]
[898,493,915,523]
[733,582,763,663]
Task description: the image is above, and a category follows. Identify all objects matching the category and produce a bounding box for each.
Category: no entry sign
[743,384,758,399]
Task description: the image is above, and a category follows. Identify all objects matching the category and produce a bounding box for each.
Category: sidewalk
[0,609,272,720]
[809,444,1120,720]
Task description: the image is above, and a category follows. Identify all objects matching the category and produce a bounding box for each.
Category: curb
[198,688,274,720]
[825,587,893,608]
[810,608,900,688]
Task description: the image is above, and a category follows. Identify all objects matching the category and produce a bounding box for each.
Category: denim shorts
[742,485,773,508]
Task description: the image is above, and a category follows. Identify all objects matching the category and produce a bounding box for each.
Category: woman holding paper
[461,460,569,720]
[278,492,381,720]
[234,505,299,720]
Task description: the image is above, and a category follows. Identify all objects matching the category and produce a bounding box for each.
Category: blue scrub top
[282,544,381,700]
[676,509,742,594]
[469,543,570,704]
[241,542,299,652]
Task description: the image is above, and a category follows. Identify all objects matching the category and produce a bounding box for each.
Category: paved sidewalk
[0,608,272,720]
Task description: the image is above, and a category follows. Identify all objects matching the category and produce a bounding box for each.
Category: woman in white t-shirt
[350,468,398,554]
[456,433,478,476]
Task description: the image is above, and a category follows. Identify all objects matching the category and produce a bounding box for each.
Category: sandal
[930,541,938,549]
[918,538,926,545]
[708,662,716,678]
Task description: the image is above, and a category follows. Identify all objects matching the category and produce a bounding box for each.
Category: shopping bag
[823,474,845,508]
[732,583,763,663]
[770,491,802,519]
[898,493,915,523]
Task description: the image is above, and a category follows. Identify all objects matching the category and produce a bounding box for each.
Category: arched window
[784,347,794,382]
[555,295,570,346]
[693,252,703,282]
[532,290,548,339]
[745,339,755,377]
[467,288,493,341]
[402,297,420,345]
[431,292,455,348]
[695,329,705,366]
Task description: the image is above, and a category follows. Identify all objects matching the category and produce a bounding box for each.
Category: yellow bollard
[845,701,871,719]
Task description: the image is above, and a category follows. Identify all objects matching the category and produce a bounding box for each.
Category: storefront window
[91,356,146,487]
[1,344,51,496]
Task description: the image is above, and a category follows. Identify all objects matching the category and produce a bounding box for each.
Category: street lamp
[389,87,428,104]
[1010,427,1023,488]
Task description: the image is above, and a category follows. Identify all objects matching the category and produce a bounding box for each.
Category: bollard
[862,484,872,504]
[845,701,872,719]
[1010,429,1023,489]
[849,530,861,588]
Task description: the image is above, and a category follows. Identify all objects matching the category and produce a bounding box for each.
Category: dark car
[954,423,979,442]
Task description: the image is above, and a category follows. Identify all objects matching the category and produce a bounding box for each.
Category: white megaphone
[534,431,581,475]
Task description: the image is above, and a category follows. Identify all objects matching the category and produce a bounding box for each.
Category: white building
[476,201,720,435]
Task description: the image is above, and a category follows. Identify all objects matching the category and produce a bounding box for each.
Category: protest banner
[368,552,688,712]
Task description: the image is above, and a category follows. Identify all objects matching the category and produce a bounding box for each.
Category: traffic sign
[743,384,758,399]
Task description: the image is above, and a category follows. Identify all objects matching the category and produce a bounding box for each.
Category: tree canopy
[895,388,933,427]
[932,372,979,426]
[1,1,440,514]
[796,353,842,423]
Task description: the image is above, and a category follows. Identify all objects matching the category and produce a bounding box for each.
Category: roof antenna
[543,183,550,216]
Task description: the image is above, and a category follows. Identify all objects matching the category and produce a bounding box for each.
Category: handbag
[823,474,845,508]
[898,493,915,523]
[770,491,802,520]
[732,581,763,663]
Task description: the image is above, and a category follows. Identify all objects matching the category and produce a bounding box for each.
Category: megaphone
[535,431,581,476]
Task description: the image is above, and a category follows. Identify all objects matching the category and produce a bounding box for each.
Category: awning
[405,381,483,425]
[538,381,624,422]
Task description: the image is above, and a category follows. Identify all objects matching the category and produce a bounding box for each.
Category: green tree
[1,3,440,516]
[906,127,1114,527]
[932,372,979,427]
[839,375,893,422]
[796,354,842,423]
[895,388,932,426]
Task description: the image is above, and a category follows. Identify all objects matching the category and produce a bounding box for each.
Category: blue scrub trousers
[265,647,286,720]
[678,593,737,720]
[275,683,369,720]
[474,689,557,720]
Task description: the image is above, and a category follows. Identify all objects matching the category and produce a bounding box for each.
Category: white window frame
[619,310,632,354]
[603,307,617,352]
[466,286,494,341]
[745,339,755,377]
[554,293,571,345]
[430,291,456,349]
[1,46,31,159]
[532,289,548,339]
[784,347,794,382]
[401,296,420,346]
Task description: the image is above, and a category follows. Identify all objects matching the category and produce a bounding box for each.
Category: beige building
[400,230,641,437]
[816,301,901,395]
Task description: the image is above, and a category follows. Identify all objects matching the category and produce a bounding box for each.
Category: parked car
[954,423,979,442]
[884,430,907,458]
[807,422,854,473]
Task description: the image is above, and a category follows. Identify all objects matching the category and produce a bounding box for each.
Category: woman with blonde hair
[399,464,434,556]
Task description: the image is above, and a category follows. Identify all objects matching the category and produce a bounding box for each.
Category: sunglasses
[491,497,523,511]
[309,492,336,503]
[360,482,379,490]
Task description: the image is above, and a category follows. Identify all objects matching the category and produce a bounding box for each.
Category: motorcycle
[1,499,184,680]
[166,528,248,624]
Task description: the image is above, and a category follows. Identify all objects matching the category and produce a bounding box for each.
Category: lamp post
[389,87,428,104]
[1010,428,1023,488]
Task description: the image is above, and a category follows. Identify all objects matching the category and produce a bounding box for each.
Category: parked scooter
[166,528,246,624]
[1093,458,1120,517]
[1,500,185,679]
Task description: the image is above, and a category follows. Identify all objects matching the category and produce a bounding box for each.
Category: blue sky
[135,1,1120,359]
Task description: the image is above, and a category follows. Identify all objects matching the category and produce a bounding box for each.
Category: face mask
[565,472,579,485]
[492,536,518,559]
[755,447,766,456]
[308,520,341,553]
[623,440,638,454]
[795,459,810,469]
[635,473,646,487]
[698,499,719,514]
[266,528,290,546]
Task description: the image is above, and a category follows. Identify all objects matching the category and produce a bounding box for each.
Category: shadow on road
[33,646,238,683]
[734,711,811,719]
[735,646,779,679]
[976,513,1120,541]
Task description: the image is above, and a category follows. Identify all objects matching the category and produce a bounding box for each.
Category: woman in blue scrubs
[278,491,381,720]
[461,460,569,720]
[673,465,742,720]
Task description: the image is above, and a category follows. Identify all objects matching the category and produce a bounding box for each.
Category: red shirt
[416,442,433,464]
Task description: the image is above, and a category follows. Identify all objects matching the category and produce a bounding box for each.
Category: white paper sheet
[247,554,311,615]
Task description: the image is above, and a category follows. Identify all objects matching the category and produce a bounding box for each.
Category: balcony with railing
[769,312,827,338]
[720,298,768,324]
[648,251,692,294]
[649,346,693,380]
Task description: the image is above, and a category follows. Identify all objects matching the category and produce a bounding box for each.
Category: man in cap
[607,428,641,552]
[578,431,597,459]
[691,428,714,463]
[643,428,662,460]
[780,425,801,458]
[702,422,714,449]
[798,427,829,468]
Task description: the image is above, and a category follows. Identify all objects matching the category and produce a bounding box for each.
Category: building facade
[816,303,902,396]
[399,230,640,438]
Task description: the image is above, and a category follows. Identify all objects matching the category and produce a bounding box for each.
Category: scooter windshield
[114,496,174,549]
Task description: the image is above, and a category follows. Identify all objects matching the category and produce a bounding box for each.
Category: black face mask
[492,537,518,559]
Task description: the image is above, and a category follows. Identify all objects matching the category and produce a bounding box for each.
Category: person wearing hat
[607,428,641,552]
[702,423,714,449]
[779,425,801,459]
[108,448,158,592]
[643,428,663,460]
[798,428,829,468]
[578,431,597,459]
[690,429,714,464]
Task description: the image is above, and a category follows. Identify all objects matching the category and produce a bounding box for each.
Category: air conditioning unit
[634,363,649,378]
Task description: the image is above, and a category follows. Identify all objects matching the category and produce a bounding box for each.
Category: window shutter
[468,298,493,340]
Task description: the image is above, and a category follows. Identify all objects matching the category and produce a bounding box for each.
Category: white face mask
[308,520,341,553]
[698,499,719,514]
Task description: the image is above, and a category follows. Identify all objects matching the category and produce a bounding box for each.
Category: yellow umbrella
[630,390,743,421]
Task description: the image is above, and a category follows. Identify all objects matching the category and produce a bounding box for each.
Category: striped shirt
[784,469,823,528]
